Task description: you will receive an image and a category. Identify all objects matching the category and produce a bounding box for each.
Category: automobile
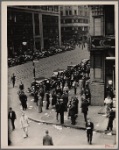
[51,69,65,79]
[18,55,26,64]
[42,51,49,57]
[28,76,48,95]
[8,58,14,67]
[67,64,76,70]
[80,59,90,67]
[24,55,33,61]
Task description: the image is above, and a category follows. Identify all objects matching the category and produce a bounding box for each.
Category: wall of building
[7,6,61,57]
[60,5,90,42]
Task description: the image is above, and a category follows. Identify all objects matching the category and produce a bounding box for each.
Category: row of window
[60,10,88,16]
[18,6,59,12]
[61,26,88,31]
[61,18,88,24]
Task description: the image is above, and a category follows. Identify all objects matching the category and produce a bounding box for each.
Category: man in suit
[43,130,53,145]
[81,99,89,122]
[105,108,115,135]
[11,73,16,88]
[86,118,94,144]
[8,107,16,130]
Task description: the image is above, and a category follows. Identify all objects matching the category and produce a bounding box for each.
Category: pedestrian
[104,95,113,117]
[20,93,27,110]
[46,92,50,109]
[86,118,94,145]
[20,112,29,138]
[34,90,38,103]
[72,80,78,95]
[37,94,43,113]
[52,90,57,107]
[8,107,16,130]
[55,99,61,121]
[43,130,53,145]
[19,81,24,91]
[69,100,77,125]
[105,108,115,135]
[81,99,89,122]
[11,73,16,88]
[59,99,65,124]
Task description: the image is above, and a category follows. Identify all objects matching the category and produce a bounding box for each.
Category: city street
[8,45,116,147]
[10,121,115,147]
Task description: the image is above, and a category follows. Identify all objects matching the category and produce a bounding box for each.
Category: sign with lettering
[91,36,115,50]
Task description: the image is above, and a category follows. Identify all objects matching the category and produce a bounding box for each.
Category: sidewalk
[24,87,116,135]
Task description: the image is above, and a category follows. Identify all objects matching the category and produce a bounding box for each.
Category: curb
[28,117,116,135]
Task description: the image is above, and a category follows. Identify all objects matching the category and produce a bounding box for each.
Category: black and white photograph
[1,1,118,149]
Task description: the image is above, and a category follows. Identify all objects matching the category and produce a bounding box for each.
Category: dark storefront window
[94,55,102,79]
[69,10,72,15]
[7,9,33,57]
[34,13,40,35]
[65,19,72,23]
[105,5,114,35]
[42,15,59,49]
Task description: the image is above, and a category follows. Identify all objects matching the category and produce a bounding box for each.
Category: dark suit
[43,135,53,145]
[86,122,94,144]
[81,100,89,122]
[8,110,16,130]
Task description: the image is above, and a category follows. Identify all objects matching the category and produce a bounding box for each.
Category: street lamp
[22,41,27,56]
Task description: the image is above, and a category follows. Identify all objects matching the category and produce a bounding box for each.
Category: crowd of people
[17,59,91,126]
[9,56,116,145]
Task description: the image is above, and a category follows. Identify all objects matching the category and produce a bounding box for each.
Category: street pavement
[8,45,117,147]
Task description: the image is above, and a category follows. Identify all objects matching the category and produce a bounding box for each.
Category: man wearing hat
[43,130,53,145]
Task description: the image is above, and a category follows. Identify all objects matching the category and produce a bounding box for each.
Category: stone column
[32,13,35,51]
[39,13,44,51]
[58,14,61,47]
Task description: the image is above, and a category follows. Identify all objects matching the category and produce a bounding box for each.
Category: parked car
[28,77,48,95]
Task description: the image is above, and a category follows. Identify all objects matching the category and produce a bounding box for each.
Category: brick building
[89,5,115,105]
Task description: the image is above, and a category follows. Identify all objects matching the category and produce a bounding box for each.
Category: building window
[94,18,102,36]
[69,10,72,15]
[74,10,77,15]
[94,55,102,79]
[61,11,63,16]
[80,11,82,16]
[66,10,68,15]
[65,19,72,23]
[34,14,40,35]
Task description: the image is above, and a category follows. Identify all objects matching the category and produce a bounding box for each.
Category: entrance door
[105,59,115,97]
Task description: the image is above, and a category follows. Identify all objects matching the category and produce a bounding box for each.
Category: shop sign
[91,36,115,50]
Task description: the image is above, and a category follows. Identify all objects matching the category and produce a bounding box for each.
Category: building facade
[60,6,90,43]
[7,6,61,57]
[89,5,115,105]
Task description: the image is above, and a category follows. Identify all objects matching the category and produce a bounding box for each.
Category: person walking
[20,112,29,138]
[11,73,16,88]
[20,93,28,110]
[86,118,94,145]
[8,107,16,130]
[46,92,50,110]
[37,94,43,113]
[104,95,113,117]
[105,108,115,135]
[19,81,24,91]
[55,99,61,121]
[43,130,53,145]
[59,99,65,124]
[81,99,89,122]
[69,100,77,125]
[72,80,78,95]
